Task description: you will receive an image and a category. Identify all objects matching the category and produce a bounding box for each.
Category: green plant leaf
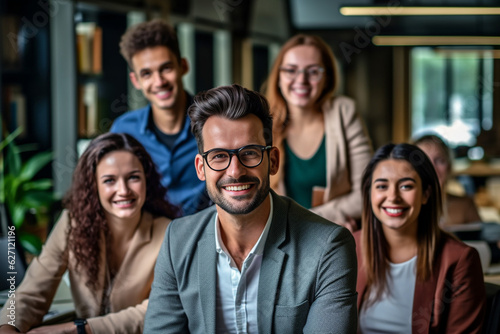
[19,151,53,182]
[19,233,43,255]
[0,176,4,203]
[11,203,27,229]
[6,142,22,176]
[1,128,23,202]
[0,127,23,152]
[21,191,55,209]
[1,129,55,233]
[17,143,39,154]
[3,174,21,204]
[0,171,6,203]
[22,179,53,192]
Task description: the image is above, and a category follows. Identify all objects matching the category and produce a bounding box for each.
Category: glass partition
[411,47,494,150]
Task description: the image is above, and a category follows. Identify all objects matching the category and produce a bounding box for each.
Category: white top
[359,256,417,334]
[215,195,273,334]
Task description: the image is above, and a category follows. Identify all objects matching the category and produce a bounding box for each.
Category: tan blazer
[272,96,372,223]
[354,231,486,333]
[0,210,170,333]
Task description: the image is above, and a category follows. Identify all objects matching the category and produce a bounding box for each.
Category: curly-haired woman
[0,133,178,334]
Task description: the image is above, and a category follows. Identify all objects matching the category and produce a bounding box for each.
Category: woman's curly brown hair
[63,132,179,289]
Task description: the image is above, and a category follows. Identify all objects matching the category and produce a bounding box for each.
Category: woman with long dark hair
[0,133,178,333]
[355,143,486,333]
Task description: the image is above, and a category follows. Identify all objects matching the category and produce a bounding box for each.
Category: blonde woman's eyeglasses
[279,66,325,82]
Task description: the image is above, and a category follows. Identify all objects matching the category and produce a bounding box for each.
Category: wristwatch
[74,318,87,334]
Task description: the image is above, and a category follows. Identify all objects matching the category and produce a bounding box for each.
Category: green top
[284,135,327,208]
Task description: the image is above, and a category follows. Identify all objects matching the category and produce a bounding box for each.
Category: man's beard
[207,174,270,215]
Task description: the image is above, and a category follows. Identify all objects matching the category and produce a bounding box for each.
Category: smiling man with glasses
[144,84,358,334]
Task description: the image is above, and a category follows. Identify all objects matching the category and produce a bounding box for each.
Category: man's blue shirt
[110,98,210,215]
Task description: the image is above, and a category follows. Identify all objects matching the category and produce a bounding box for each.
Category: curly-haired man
[111,19,210,215]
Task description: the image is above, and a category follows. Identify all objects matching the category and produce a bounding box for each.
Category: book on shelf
[77,82,99,137]
[2,85,27,138]
[77,85,86,137]
[75,22,102,75]
[92,26,102,74]
[1,15,21,68]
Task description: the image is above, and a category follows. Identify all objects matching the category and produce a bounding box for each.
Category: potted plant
[0,127,57,256]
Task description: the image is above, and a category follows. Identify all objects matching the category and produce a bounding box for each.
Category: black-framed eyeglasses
[279,66,325,82]
[202,145,272,171]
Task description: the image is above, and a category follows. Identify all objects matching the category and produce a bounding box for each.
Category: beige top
[0,210,170,333]
[272,96,373,223]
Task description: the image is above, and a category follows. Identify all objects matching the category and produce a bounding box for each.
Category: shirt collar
[139,105,152,134]
[141,91,193,135]
[215,194,273,257]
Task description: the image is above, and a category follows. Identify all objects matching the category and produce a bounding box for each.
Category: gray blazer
[144,190,358,333]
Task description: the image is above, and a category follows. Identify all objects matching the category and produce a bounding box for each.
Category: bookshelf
[50,1,145,195]
[74,4,128,139]
[0,1,52,151]
[75,19,103,139]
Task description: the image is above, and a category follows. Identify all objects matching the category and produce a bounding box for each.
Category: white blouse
[359,256,417,333]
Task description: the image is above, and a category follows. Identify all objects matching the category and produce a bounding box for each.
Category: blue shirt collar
[140,91,193,136]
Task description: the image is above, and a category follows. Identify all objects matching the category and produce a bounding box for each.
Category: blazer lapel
[198,215,217,334]
[413,274,438,332]
[412,250,442,333]
[86,229,107,315]
[114,212,153,277]
[413,235,452,333]
[258,191,287,334]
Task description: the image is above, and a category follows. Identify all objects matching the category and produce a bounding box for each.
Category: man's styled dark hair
[188,84,273,153]
[119,19,181,69]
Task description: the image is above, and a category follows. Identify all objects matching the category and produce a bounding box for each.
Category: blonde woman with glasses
[263,34,372,232]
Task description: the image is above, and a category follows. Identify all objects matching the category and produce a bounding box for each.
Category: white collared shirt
[215,195,273,334]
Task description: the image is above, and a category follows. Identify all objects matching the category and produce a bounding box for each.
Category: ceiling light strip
[340,7,500,16]
[372,36,500,46]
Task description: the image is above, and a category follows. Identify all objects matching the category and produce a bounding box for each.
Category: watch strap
[74,318,87,334]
